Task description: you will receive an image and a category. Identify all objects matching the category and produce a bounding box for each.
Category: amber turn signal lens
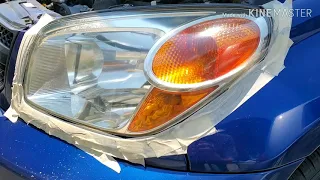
[128,87,215,133]
[152,18,260,85]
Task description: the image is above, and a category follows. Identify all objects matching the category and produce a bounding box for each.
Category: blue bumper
[0,110,301,180]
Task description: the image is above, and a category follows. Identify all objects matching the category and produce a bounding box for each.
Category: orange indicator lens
[128,87,215,132]
[129,18,261,133]
[152,18,260,85]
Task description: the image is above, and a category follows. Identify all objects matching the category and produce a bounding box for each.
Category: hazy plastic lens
[24,11,271,135]
[26,31,161,130]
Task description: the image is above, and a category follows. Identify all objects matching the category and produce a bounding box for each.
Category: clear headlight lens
[27,30,159,130]
[25,7,271,136]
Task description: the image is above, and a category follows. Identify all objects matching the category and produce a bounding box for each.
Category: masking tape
[5,0,293,173]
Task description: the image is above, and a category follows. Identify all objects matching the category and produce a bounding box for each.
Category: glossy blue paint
[0,112,302,179]
[187,0,320,173]
[290,0,320,44]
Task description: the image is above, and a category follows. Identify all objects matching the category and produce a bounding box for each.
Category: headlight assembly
[24,6,271,136]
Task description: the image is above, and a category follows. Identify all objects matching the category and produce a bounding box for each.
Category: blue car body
[1,0,320,179]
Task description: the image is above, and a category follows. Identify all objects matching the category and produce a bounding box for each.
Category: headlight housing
[24,6,271,136]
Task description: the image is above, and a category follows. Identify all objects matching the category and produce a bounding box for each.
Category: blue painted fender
[187,0,320,173]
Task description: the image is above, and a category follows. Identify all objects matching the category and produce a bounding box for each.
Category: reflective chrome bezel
[144,14,269,92]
